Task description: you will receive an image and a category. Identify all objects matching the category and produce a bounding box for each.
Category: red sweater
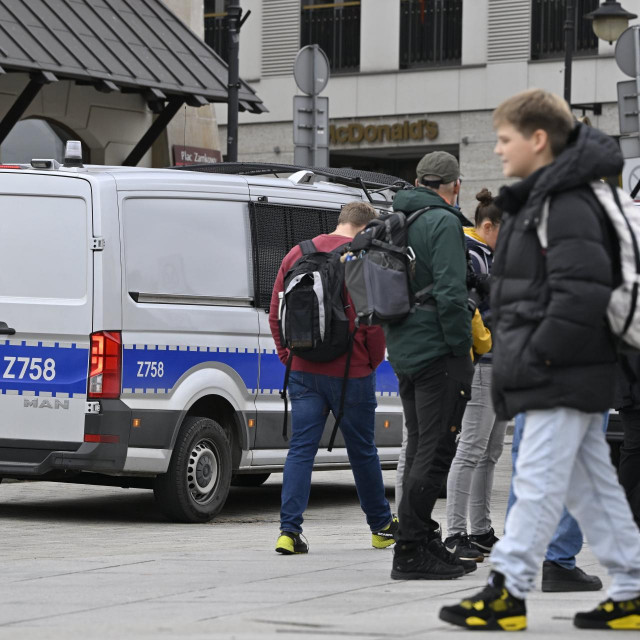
[268,234,386,378]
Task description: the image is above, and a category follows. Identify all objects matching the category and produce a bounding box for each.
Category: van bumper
[0,399,132,477]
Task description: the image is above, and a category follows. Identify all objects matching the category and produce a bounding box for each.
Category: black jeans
[619,408,640,530]
[397,354,474,545]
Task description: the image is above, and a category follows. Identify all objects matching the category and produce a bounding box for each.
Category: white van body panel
[0,171,94,445]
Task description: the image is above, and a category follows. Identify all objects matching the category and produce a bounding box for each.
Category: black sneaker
[574,596,640,629]
[391,542,465,580]
[426,537,477,574]
[469,527,500,555]
[542,560,603,592]
[372,515,398,549]
[439,570,527,631]
[444,532,484,562]
[275,531,308,555]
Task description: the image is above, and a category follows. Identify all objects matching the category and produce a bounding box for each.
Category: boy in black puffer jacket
[439,89,640,632]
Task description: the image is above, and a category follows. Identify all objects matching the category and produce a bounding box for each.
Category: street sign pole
[293,45,330,167]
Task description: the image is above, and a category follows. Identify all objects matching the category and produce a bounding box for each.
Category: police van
[0,145,403,522]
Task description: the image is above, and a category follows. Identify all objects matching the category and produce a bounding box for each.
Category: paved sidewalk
[0,438,609,639]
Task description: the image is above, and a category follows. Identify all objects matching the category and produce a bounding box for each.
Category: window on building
[204,0,229,63]
[300,1,361,74]
[400,0,463,69]
[531,0,599,60]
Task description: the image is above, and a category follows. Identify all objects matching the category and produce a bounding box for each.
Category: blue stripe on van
[0,342,89,396]
[121,345,399,396]
[122,346,260,394]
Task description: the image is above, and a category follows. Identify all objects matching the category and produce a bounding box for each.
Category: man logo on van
[23,398,69,410]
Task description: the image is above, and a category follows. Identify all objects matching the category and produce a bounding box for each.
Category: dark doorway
[330,145,459,184]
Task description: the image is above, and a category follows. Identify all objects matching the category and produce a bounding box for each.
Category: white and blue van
[0,149,403,522]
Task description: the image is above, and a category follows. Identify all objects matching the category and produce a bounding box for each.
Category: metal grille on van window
[249,203,340,311]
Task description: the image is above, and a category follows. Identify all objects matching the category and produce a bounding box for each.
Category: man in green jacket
[388,151,475,580]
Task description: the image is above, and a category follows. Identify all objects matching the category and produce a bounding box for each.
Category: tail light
[88,331,121,398]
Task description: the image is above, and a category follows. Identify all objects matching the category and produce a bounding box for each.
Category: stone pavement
[0,437,609,639]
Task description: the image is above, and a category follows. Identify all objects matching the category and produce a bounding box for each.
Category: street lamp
[564,1,637,106]
[586,0,637,44]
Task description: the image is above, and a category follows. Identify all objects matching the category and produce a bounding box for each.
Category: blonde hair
[493,89,574,157]
[338,201,377,226]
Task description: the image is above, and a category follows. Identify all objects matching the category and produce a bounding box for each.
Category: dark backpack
[278,239,356,450]
[344,207,434,325]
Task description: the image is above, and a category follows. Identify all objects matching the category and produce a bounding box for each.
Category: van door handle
[0,322,16,335]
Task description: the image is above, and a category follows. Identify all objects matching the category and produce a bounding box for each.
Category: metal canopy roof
[0,0,264,113]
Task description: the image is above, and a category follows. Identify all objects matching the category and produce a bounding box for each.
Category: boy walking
[440,89,640,630]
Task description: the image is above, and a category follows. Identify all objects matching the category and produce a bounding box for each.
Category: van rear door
[0,172,93,450]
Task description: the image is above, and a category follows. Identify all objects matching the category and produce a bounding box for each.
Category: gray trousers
[491,408,640,600]
[446,363,507,536]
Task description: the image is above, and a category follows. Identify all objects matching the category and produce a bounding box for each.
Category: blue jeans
[508,412,609,569]
[280,371,391,534]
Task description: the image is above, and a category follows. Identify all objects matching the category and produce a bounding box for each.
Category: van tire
[231,472,271,487]
[153,416,232,523]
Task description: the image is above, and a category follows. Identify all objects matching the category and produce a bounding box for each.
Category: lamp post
[564,0,636,106]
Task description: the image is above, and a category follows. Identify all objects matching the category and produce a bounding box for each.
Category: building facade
[211,0,640,214]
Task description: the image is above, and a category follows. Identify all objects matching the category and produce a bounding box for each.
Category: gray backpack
[344,208,434,325]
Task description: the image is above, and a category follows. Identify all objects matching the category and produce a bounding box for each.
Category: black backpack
[344,207,434,325]
[278,239,356,450]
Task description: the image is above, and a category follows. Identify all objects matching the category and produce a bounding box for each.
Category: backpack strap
[280,353,293,441]
[299,239,316,255]
[406,206,434,225]
[414,283,436,311]
[327,326,358,452]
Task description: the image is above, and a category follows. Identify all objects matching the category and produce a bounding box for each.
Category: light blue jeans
[508,411,610,568]
[492,408,640,600]
[508,413,581,569]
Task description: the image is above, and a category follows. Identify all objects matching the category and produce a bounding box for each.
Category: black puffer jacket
[491,123,621,420]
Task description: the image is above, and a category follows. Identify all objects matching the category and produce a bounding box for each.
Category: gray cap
[416,151,460,184]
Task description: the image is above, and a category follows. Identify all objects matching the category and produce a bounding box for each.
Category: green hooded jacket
[384,187,472,375]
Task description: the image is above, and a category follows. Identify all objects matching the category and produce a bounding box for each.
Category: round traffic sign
[615,26,640,78]
[293,45,330,96]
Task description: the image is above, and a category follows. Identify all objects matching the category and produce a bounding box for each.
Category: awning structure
[0,0,265,164]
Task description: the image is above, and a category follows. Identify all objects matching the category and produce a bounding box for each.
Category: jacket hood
[498,123,623,214]
[393,186,472,227]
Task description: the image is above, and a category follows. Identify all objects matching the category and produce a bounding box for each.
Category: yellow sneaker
[372,515,398,549]
[574,596,640,629]
[275,531,308,555]
[439,571,527,631]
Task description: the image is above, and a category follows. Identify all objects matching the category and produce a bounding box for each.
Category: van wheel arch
[184,394,246,469]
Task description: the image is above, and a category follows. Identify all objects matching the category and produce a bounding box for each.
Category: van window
[249,202,339,311]
[123,198,252,299]
[0,195,88,300]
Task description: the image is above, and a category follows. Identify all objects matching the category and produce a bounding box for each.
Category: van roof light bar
[63,140,83,168]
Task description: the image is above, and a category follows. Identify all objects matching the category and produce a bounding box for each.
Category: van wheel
[154,416,232,523]
[231,472,271,487]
